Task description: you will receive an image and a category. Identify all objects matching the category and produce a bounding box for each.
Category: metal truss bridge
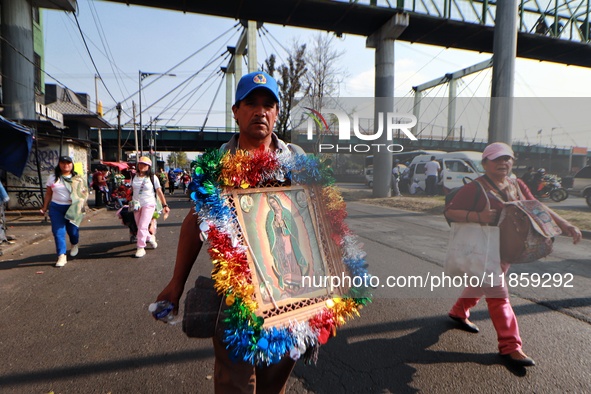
[102,0,591,67]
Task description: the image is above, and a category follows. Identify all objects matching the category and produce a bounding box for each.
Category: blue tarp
[0,115,34,177]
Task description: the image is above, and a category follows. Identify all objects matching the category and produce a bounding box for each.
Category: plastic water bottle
[149,301,178,324]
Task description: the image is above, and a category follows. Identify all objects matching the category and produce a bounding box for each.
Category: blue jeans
[48,202,79,256]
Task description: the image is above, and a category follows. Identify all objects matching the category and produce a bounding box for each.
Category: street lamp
[139,70,176,157]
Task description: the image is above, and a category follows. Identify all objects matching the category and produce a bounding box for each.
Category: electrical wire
[152,56,229,127]
[167,67,224,127]
[199,71,226,132]
[0,34,71,92]
[129,52,231,126]
[146,30,239,125]
[103,23,241,117]
[72,12,119,103]
[87,0,131,101]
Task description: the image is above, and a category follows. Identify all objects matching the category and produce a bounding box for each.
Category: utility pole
[133,102,139,160]
[116,103,122,162]
[95,75,103,161]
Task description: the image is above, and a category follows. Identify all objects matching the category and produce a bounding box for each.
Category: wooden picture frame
[230,185,347,327]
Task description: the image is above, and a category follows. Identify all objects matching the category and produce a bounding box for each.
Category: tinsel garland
[188,146,372,366]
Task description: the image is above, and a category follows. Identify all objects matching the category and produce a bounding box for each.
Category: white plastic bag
[444,223,503,286]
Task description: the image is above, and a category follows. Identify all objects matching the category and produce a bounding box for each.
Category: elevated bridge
[92,127,577,174]
[102,0,591,67]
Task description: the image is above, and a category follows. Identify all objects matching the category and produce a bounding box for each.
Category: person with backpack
[167,169,176,195]
[444,142,582,367]
[131,156,170,258]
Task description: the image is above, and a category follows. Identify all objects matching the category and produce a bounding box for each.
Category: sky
[42,1,591,150]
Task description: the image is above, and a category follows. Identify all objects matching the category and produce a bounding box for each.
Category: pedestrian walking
[167,168,176,195]
[156,71,306,393]
[39,156,89,267]
[130,156,170,258]
[444,142,582,366]
[157,168,168,192]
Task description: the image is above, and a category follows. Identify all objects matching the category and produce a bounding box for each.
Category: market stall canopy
[0,116,34,177]
[101,161,129,171]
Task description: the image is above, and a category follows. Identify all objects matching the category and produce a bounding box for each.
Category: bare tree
[301,33,347,152]
[263,43,307,142]
[302,33,346,114]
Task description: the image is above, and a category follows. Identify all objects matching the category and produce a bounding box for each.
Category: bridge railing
[345,0,590,42]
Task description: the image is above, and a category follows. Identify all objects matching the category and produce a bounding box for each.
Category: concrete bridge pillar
[489,0,518,145]
[367,13,409,198]
[1,0,36,120]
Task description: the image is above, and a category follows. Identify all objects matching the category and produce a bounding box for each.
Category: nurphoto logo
[297,98,419,153]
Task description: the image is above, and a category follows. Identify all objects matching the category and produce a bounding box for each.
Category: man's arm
[156,207,203,313]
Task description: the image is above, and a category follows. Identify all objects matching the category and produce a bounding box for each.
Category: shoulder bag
[444,181,503,286]
[497,179,562,264]
[182,276,224,338]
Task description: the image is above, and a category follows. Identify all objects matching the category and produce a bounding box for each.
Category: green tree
[167,152,189,169]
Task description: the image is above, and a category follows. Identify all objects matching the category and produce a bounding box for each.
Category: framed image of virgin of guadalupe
[232,185,347,327]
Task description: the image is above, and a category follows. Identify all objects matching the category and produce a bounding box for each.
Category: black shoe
[501,351,536,367]
[448,314,479,333]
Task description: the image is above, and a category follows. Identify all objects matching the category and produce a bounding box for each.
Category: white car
[569,166,591,208]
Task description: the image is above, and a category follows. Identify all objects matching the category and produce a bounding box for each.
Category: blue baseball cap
[235,71,279,105]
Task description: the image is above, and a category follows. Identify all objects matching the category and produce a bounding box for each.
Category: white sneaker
[148,238,158,249]
[56,254,67,267]
[70,244,79,257]
[135,248,146,258]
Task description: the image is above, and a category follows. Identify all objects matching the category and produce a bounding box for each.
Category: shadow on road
[0,348,214,387]
[0,241,138,270]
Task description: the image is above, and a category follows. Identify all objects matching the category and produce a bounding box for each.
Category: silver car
[569,166,591,208]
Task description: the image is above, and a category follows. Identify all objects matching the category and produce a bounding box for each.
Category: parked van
[408,151,483,193]
[364,167,374,187]
[569,165,591,208]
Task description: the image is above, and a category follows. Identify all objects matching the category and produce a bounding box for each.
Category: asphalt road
[1,195,590,393]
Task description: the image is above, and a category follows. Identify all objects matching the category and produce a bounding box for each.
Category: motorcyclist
[521,166,535,192]
[533,168,546,194]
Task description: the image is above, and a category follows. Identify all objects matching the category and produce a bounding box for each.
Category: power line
[87,0,131,101]
[103,22,241,117]
[72,12,119,103]
[127,51,231,126]
[170,66,226,126]
[199,71,226,132]
[0,34,71,93]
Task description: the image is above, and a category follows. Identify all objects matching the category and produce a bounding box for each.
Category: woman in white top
[40,156,88,267]
[131,156,170,258]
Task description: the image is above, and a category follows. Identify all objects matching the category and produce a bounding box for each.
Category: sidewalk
[0,207,106,258]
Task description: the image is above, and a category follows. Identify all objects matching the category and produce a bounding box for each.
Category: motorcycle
[534,174,569,202]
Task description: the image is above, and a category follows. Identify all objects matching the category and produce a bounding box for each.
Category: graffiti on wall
[6,144,89,210]
[16,190,43,208]
[25,148,60,174]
